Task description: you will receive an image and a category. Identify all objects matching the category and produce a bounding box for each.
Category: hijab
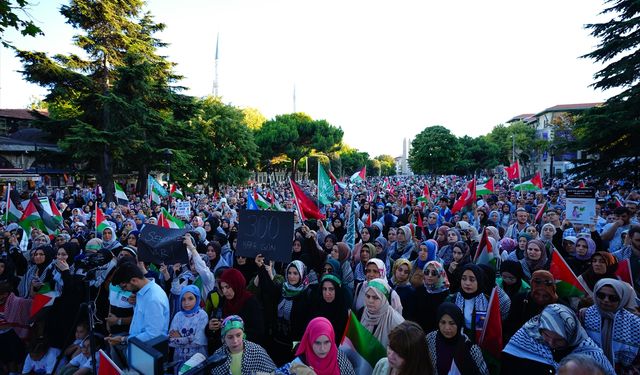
[424,260,450,294]
[592,278,636,364]
[504,304,615,373]
[179,285,201,315]
[499,260,525,297]
[524,239,548,274]
[574,237,596,261]
[100,227,120,251]
[435,302,476,375]
[336,242,351,264]
[436,225,450,248]
[219,268,253,316]
[459,263,484,299]
[360,278,405,347]
[530,270,558,306]
[279,260,309,321]
[416,240,437,271]
[391,259,412,287]
[580,251,618,291]
[295,317,339,375]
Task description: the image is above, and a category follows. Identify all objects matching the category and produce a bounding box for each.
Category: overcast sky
[0,0,617,157]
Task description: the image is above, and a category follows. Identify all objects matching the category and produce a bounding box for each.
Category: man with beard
[502,270,568,341]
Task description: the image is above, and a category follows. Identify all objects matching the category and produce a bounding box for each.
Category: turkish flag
[505,161,520,180]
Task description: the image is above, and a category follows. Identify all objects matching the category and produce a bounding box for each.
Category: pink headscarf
[295,317,339,375]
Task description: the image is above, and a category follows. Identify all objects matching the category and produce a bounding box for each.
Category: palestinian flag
[114,182,129,205]
[4,184,23,223]
[474,228,496,269]
[48,198,63,226]
[170,184,185,200]
[253,190,271,210]
[318,161,336,205]
[350,166,366,183]
[452,178,476,214]
[339,311,386,374]
[514,172,543,191]
[615,258,633,285]
[289,178,324,220]
[96,208,111,233]
[18,197,47,234]
[30,283,58,321]
[534,201,550,223]
[476,178,494,196]
[478,287,503,374]
[328,169,346,190]
[417,184,431,206]
[268,192,286,211]
[98,349,123,375]
[158,208,185,229]
[549,249,586,298]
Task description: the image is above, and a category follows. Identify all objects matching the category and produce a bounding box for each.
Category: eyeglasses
[425,270,439,277]
[596,292,620,302]
[532,278,554,286]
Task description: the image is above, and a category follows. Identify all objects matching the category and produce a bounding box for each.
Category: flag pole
[289,177,305,223]
[4,183,10,224]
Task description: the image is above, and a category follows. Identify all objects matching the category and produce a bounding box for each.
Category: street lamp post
[163,149,173,183]
[549,144,557,185]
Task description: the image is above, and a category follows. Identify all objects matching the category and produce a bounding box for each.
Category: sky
[0,0,617,158]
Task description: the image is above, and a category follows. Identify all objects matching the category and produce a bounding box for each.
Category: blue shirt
[129,279,170,342]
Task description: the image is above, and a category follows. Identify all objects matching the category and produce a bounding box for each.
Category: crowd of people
[1,175,639,375]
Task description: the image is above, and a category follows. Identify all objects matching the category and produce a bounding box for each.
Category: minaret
[293,84,297,113]
[402,138,408,174]
[212,33,219,96]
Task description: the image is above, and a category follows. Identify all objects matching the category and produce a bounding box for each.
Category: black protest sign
[237,210,294,264]
[137,225,189,265]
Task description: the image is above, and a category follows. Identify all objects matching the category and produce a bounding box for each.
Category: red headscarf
[219,268,253,316]
[295,317,339,375]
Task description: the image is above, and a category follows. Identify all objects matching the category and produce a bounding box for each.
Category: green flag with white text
[318,161,335,205]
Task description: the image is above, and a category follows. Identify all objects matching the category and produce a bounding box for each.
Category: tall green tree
[570,0,640,183]
[254,113,343,179]
[486,121,538,166]
[374,154,396,176]
[189,97,259,189]
[16,1,179,199]
[455,135,501,175]
[0,0,43,47]
[409,126,461,175]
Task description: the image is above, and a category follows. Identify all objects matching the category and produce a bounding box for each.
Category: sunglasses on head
[596,292,620,302]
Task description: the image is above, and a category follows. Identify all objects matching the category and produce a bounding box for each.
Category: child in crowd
[63,322,89,361]
[169,285,209,365]
[22,337,61,375]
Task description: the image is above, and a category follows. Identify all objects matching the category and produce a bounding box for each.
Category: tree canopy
[0,0,43,47]
[254,112,343,178]
[569,0,640,183]
[408,126,461,175]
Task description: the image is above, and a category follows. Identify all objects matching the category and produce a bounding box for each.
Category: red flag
[49,198,62,218]
[615,259,633,285]
[578,181,585,188]
[289,178,325,221]
[452,179,476,214]
[366,205,372,227]
[504,161,520,180]
[478,287,503,359]
[98,349,122,375]
[416,213,426,238]
[531,171,543,189]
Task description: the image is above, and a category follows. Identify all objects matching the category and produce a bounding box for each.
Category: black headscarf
[311,275,348,343]
[499,260,525,298]
[459,263,484,299]
[435,302,478,375]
